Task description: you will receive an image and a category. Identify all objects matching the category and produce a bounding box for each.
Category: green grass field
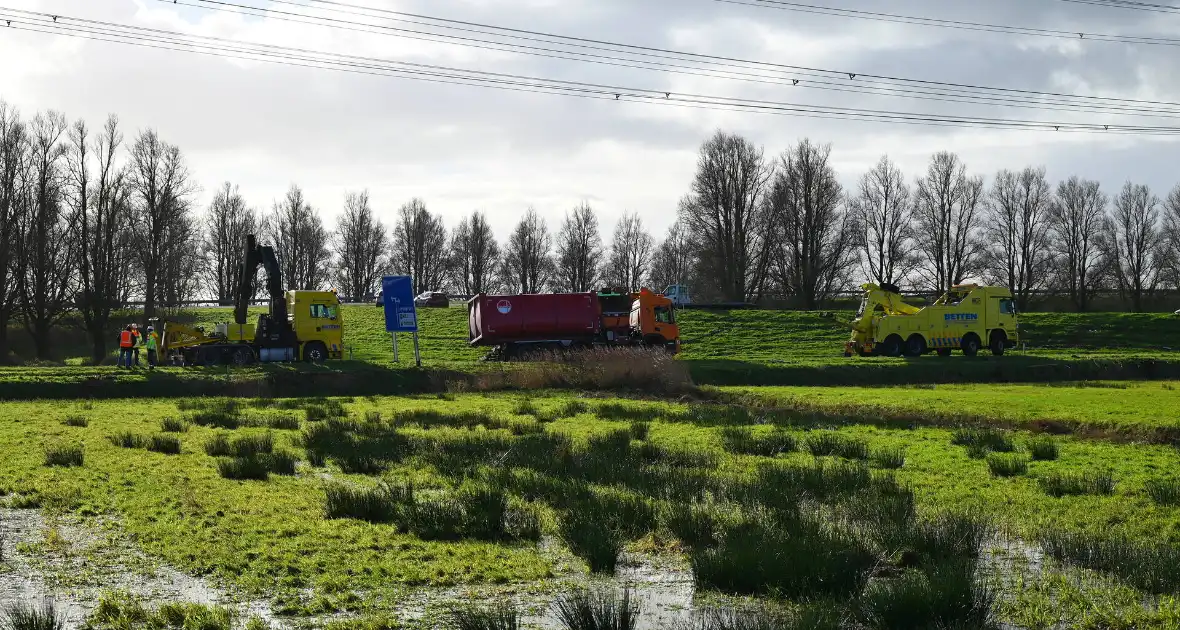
[7,390,1180,628]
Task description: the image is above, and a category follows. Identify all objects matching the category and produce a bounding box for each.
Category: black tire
[881,335,904,357]
[304,341,328,363]
[202,349,220,367]
[232,346,254,366]
[989,330,1007,356]
[937,349,952,357]
[961,333,981,357]
[904,334,927,357]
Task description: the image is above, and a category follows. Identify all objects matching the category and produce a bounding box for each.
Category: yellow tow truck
[155,235,344,366]
[845,283,1018,358]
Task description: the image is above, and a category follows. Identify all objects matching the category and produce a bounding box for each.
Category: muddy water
[0,508,287,628]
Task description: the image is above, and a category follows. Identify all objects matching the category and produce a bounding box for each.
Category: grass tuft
[450,602,520,630]
[1026,437,1059,461]
[43,444,84,468]
[870,446,906,469]
[269,450,298,475]
[721,426,797,457]
[160,417,189,433]
[1146,478,1180,506]
[4,601,65,630]
[147,434,182,455]
[858,560,995,630]
[265,414,300,430]
[629,421,651,441]
[552,588,640,630]
[1041,530,1180,594]
[985,453,1028,477]
[109,432,147,449]
[62,415,88,428]
[324,480,413,523]
[952,428,1015,453]
[560,399,589,418]
[1038,471,1115,496]
[806,432,869,460]
[217,456,270,481]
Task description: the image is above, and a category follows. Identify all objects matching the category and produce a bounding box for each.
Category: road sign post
[382,276,420,366]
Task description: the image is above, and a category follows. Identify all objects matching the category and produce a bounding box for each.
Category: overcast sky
[2,0,1179,243]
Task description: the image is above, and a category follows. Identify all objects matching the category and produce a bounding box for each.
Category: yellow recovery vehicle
[845,283,1018,358]
[157,234,344,366]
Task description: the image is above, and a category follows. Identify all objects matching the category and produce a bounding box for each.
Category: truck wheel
[881,335,903,357]
[232,347,254,366]
[203,349,220,367]
[989,331,1007,356]
[904,334,927,357]
[304,342,328,363]
[961,333,981,357]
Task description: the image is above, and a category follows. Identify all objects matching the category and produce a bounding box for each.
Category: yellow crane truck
[155,235,344,366]
[845,283,1018,358]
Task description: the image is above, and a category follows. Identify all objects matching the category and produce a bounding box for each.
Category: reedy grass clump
[662,502,722,550]
[109,432,147,449]
[560,399,589,418]
[870,446,906,469]
[595,402,651,421]
[1146,478,1180,506]
[268,450,298,475]
[806,432,869,460]
[450,602,520,630]
[720,426,797,457]
[204,433,274,458]
[985,453,1028,477]
[906,512,990,565]
[324,480,412,523]
[90,592,233,630]
[264,414,300,430]
[1040,530,1180,594]
[559,490,656,574]
[857,559,996,630]
[1027,437,1059,461]
[43,444,84,468]
[4,601,65,630]
[682,604,843,630]
[216,456,270,481]
[1038,470,1115,496]
[628,421,651,441]
[952,428,1015,453]
[147,434,182,455]
[691,514,875,598]
[160,417,189,433]
[552,588,640,630]
[62,415,88,428]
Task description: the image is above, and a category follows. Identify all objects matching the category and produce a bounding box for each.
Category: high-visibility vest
[119,330,134,348]
[146,333,158,351]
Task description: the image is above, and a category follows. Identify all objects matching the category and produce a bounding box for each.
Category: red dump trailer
[468,290,680,357]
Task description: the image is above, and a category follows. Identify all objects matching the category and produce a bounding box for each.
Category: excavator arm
[234,234,297,348]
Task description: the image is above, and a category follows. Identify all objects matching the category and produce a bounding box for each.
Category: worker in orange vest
[117,325,134,368]
[130,323,142,367]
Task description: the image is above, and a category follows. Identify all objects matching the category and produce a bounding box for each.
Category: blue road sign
[382,276,418,332]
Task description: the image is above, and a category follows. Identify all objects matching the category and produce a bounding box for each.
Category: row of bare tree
[676,131,1180,310]
[6,100,1180,362]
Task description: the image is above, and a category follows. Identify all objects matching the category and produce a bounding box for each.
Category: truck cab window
[655,307,673,324]
[1000,299,1016,315]
[311,304,330,319]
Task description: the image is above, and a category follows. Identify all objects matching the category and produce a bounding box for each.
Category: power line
[1053,0,1180,14]
[718,0,1180,46]
[168,0,1180,113]
[4,9,1180,134]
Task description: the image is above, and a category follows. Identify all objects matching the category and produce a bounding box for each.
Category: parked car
[415,291,449,308]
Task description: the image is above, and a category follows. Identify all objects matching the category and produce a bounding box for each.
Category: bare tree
[765,139,858,309]
[606,211,655,292]
[18,111,74,359]
[128,129,196,321]
[502,207,552,294]
[270,185,331,290]
[203,182,263,305]
[0,102,29,363]
[678,131,774,302]
[913,151,984,294]
[650,221,695,293]
[554,202,603,292]
[1162,184,1180,290]
[69,115,135,364]
[850,155,914,287]
[391,197,448,294]
[1105,182,1164,312]
[981,167,1053,310]
[159,209,203,306]
[449,211,499,295]
[1048,177,1107,311]
[332,190,388,300]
